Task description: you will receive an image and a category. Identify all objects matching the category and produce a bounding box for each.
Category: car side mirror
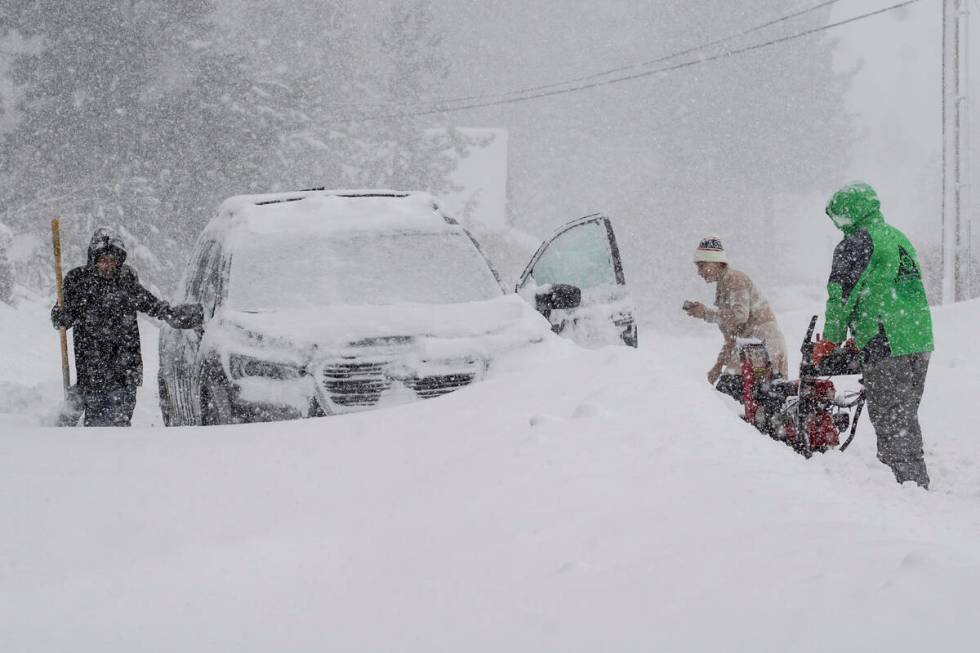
[535,283,582,314]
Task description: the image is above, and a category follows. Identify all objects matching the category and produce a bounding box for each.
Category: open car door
[517,214,637,348]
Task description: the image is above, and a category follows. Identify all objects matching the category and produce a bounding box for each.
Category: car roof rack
[253,190,413,207]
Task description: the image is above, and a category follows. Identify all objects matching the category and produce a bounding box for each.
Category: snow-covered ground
[2,289,979,652]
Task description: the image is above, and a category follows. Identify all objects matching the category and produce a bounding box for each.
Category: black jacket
[55,231,202,393]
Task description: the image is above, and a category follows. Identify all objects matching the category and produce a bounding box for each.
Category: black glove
[51,305,73,329]
[164,303,205,330]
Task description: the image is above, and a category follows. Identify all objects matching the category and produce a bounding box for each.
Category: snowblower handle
[51,219,70,397]
[802,315,818,352]
[839,391,865,452]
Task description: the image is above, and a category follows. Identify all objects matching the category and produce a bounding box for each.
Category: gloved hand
[685,301,706,319]
[50,305,73,329]
[164,303,205,330]
[812,335,838,366]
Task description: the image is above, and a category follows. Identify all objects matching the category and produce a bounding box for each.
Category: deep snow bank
[1,294,980,652]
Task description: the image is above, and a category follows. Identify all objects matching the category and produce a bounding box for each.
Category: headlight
[229,354,305,380]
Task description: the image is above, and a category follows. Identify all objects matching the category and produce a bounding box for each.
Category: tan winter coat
[703,267,788,377]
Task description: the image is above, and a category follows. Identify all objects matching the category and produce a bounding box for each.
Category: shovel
[51,218,83,426]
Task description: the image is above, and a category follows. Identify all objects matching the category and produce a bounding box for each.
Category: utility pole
[942,0,972,303]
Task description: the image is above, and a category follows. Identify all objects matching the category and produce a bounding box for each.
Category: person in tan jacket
[684,236,788,384]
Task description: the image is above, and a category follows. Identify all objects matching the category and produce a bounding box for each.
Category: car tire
[159,375,175,427]
[200,367,241,426]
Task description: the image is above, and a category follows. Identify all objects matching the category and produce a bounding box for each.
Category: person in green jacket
[813,182,933,488]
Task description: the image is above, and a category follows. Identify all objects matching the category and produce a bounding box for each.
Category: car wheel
[200,368,241,426]
[158,375,175,426]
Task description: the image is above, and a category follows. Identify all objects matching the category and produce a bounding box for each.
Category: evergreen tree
[0,0,483,291]
[217,0,485,196]
[350,0,483,195]
[643,2,854,247]
[213,0,369,191]
[0,0,276,287]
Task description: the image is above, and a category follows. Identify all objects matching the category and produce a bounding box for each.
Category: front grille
[405,374,475,399]
[323,361,390,407]
[321,360,478,409]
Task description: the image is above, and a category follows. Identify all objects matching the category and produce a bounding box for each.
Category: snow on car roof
[208,190,458,240]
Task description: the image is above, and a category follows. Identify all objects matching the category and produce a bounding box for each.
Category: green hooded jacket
[823,182,933,356]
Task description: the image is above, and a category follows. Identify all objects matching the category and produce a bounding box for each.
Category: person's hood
[824,182,884,235]
[86,227,128,267]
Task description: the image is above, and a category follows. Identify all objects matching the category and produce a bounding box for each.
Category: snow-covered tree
[1,0,481,289]
[348,0,486,194]
[0,1,278,287]
[221,0,484,194]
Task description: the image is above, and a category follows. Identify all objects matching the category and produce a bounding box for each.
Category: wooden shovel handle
[51,219,70,395]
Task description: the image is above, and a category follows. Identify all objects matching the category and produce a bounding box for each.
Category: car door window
[521,218,618,290]
[198,247,224,319]
[186,242,217,302]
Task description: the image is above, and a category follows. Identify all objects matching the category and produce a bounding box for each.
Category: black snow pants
[862,352,931,489]
[82,387,138,427]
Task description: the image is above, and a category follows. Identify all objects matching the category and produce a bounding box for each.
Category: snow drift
[2,292,980,652]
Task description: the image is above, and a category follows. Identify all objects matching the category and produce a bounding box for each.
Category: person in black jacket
[51,227,203,426]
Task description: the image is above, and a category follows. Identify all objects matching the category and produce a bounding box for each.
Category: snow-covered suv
[158,190,635,425]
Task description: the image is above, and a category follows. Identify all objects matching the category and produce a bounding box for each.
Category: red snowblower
[715,316,866,458]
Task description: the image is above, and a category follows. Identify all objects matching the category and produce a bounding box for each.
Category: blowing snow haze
[432,0,980,319]
[4,2,980,651]
[2,0,976,318]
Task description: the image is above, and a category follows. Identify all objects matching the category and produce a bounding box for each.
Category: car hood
[211,293,550,354]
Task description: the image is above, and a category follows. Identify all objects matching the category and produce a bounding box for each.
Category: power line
[403,0,924,117]
[417,0,850,107]
[356,0,924,121]
[322,0,848,111]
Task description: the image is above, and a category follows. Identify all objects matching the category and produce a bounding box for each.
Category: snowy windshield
[227,231,502,310]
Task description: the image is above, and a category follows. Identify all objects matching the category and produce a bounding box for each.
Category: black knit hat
[87,227,127,267]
